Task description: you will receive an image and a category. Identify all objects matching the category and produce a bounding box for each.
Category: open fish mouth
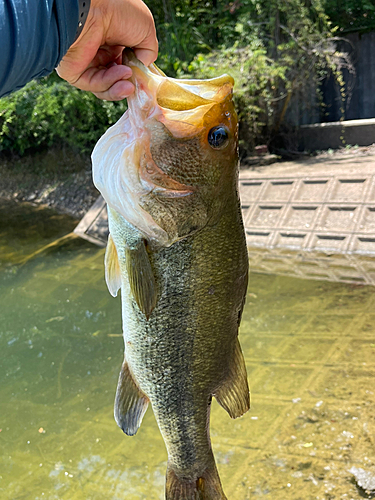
[92,50,238,247]
[123,48,235,138]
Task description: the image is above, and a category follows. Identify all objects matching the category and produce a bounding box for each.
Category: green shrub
[185,38,288,153]
[0,0,353,159]
[183,7,350,155]
[0,75,127,156]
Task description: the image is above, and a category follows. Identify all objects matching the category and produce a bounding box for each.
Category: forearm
[0,0,79,97]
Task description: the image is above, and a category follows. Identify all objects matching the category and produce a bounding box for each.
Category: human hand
[56,0,158,101]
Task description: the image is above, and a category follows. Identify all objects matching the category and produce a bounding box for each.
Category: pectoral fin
[114,360,149,436]
[126,240,157,320]
[214,339,250,418]
[105,234,122,297]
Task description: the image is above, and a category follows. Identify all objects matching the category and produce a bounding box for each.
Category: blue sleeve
[0,0,79,97]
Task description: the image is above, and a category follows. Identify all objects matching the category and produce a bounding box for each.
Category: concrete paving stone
[250,365,315,398]
[278,338,337,364]
[316,206,358,232]
[74,154,375,286]
[284,204,319,229]
[330,178,370,202]
[240,180,265,202]
[262,180,295,202]
[73,155,375,288]
[243,335,289,361]
[246,313,307,334]
[239,155,375,285]
[295,178,330,201]
[309,366,375,403]
[357,206,375,232]
[298,314,357,335]
[248,204,285,227]
[329,339,375,365]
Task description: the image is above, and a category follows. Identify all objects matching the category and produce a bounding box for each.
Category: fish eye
[207,126,229,149]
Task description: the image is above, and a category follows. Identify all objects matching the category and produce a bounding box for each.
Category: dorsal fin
[105,234,122,297]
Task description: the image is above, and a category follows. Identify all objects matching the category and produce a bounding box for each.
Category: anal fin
[214,338,250,418]
[114,360,149,436]
[105,234,122,297]
[126,239,157,320]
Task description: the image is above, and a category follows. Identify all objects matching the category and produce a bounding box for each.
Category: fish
[91,49,250,500]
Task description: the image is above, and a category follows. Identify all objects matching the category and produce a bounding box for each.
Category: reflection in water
[248,246,375,286]
[0,200,78,267]
[0,202,374,499]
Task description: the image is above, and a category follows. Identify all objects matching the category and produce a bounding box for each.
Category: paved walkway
[240,152,375,286]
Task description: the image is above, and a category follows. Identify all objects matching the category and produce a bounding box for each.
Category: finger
[93,80,135,101]
[133,27,158,66]
[57,44,125,85]
[91,45,126,68]
[74,64,132,93]
[134,47,158,67]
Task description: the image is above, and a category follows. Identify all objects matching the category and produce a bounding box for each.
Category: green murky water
[1,201,374,500]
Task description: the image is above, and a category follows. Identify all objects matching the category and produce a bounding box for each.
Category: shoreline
[0,148,98,220]
[2,143,375,222]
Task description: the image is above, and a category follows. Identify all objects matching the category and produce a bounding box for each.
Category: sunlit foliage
[0,0,358,157]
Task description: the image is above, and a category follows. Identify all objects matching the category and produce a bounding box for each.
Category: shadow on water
[0,200,80,265]
[0,202,374,499]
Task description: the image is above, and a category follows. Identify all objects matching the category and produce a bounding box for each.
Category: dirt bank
[0,148,98,220]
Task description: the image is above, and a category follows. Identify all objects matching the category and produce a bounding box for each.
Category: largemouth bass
[92,49,250,500]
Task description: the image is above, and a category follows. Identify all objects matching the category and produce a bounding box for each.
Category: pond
[0,201,374,499]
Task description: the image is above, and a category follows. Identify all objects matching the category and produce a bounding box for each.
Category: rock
[349,466,375,492]
[255,144,269,156]
[241,154,279,167]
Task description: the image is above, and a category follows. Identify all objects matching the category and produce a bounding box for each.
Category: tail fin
[166,460,227,500]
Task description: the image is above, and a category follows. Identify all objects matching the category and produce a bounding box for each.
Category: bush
[0,0,353,158]
[186,38,288,155]
[0,75,127,156]
[182,2,352,156]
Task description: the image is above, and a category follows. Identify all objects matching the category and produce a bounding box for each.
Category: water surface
[1,202,374,499]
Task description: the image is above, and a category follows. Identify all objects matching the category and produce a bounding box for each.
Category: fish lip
[122,49,234,117]
[123,49,236,141]
[123,48,166,77]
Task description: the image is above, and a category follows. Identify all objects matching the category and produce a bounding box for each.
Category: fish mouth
[92,50,238,247]
[123,49,234,137]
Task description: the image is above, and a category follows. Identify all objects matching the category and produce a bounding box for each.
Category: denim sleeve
[0,0,79,97]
